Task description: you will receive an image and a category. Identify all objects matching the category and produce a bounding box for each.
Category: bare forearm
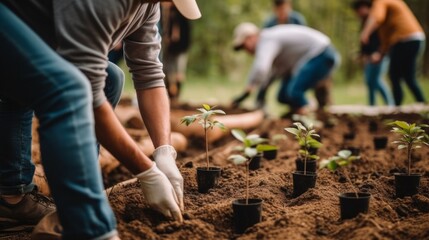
[137,87,171,148]
[361,16,379,44]
[94,101,153,174]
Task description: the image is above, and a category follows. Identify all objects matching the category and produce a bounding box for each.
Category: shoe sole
[0,217,34,234]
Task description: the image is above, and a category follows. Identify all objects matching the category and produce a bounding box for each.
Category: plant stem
[407,143,412,176]
[304,135,308,175]
[344,168,359,198]
[205,119,209,170]
[246,161,249,205]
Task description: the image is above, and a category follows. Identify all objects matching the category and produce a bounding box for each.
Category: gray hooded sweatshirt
[2,0,164,107]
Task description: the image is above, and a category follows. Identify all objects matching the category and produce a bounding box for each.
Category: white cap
[233,22,259,50]
[172,0,201,20]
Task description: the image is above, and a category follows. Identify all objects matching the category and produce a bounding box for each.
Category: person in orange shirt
[359,0,426,105]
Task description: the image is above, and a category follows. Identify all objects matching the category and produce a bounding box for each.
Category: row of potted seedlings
[181,105,429,234]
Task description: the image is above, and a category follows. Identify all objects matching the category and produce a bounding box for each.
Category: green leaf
[231,129,246,142]
[398,145,408,150]
[393,121,410,130]
[202,104,211,111]
[244,147,258,158]
[285,127,299,136]
[180,115,197,126]
[212,109,226,115]
[256,144,278,152]
[213,121,225,130]
[337,150,351,159]
[228,155,248,165]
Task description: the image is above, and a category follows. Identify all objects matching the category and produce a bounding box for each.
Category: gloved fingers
[172,184,184,211]
[167,200,183,223]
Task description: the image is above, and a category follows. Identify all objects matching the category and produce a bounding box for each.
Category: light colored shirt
[3,0,165,107]
[247,25,330,88]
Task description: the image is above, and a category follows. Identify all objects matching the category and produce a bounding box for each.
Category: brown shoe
[32,212,121,240]
[31,211,61,240]
[0,188,55,233]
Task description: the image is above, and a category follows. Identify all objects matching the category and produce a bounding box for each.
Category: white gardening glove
[135,163,183,222]
[153,145,184,211]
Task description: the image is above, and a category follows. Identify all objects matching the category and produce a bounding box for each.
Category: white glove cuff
[153,145,177,160]
[134,162,158,179]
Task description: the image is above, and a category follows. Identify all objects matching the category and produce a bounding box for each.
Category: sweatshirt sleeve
[123,5,165,91]
[53,0,125,108]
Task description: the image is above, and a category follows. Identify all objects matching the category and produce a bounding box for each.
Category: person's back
[371,0,424,53]
[255,25,330,79]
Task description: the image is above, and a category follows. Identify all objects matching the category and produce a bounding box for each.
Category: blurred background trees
[188,0,429,81]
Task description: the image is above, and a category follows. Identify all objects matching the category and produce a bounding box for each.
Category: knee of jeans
[52,67,92,108]
[287,87,306,106]
[106,62,125,93]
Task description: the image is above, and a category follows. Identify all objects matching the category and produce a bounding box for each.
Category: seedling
[285,122,322,175]
[388,121,429,175]
[320,150,361,197]
[229,147,258,205]
[231,129,270,152]
[181,104,226,169]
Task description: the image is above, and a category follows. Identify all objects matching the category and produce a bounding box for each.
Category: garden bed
[4,106,429,240]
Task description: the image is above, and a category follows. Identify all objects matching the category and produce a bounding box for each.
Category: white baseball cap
[172,0,201,20]
[233,22,259,50]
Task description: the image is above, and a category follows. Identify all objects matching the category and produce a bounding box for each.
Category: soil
[3,107,429,240]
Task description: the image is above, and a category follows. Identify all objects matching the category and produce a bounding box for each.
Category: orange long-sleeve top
[371,0,424,53]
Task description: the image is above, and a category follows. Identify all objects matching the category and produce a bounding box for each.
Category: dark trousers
[388,40,426,105]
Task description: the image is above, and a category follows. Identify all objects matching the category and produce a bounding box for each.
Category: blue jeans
[0,4,122,239]
[364,58,394,106]
[278,45,339,108]
[389,40,426,105]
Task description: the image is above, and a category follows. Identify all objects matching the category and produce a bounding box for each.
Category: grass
[119,61,429,116]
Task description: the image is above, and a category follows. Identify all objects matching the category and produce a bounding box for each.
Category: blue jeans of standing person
[0,3,122,239]
[389,39,426,105]
[278,45,339,108]
[364,57,394,106]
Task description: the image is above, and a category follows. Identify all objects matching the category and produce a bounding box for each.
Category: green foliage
[320,150,361,197]
[181,104,226,169]
[285,122,322,161]
[319,150,360,171]
[180,104,226,130]
[389,121,428,150]
[388,121,429,174]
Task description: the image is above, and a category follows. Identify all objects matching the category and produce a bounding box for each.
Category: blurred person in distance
[231,23,340,116]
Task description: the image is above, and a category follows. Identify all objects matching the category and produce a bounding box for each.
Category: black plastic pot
[196,167,221,193]
[344,146,360,156]
[368,121,378,133]
[292,171,317,197]
[373,136,388,150]
[343,132,356,141]
[249,154,262,170]
[262,149,278,160]
[295,158,317,173]
[339,192,371,219]
[394,173,422,198]
[232,198,263,234]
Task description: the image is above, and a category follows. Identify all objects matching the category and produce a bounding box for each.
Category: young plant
[388,121,429,175]
[228,147,258,205]
[285,122,322,175]
[320,150,361,197]
[181,104,226,169]
[231,129,269,152]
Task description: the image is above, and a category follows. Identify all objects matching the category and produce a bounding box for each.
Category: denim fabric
[388,40,426,105]
[278,45,339,108]
[364,58,394,106]
[0,3,117,239]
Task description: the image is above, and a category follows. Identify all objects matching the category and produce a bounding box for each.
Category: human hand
[153,145,184,211]
[370,52,382,64]
[135,163,183,222]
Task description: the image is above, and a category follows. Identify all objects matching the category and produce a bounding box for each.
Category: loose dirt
[3,107,429,240]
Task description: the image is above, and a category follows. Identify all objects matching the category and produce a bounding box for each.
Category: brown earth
[3,106,429,240]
